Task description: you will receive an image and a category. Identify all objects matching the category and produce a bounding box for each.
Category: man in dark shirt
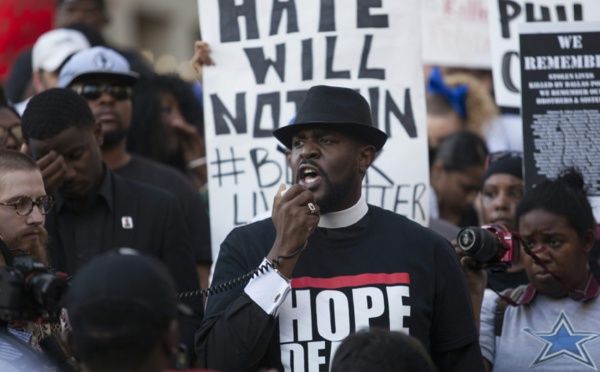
[20,87,202,364]
[53,45,212,290]
[197,85,484,371]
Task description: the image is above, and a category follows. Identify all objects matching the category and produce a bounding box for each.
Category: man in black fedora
[196,85,484,371]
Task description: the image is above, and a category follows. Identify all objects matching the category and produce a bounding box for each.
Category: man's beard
[4,226,50,266]
[101,128,129,150]
[317,176,355,214]
[295,161,356,214]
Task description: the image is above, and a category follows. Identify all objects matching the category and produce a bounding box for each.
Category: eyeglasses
[0,125,23,144]
[0,195,55,216]
[485,151,523,169]
[72,83,133,101]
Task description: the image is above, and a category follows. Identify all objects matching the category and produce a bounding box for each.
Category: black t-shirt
[198,205,483,371]
[115,155,211,264]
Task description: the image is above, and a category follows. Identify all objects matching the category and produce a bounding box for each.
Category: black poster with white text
[519,22,600,199]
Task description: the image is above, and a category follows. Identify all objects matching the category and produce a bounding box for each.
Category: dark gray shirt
[54,166,113,273]
[115,155,212,264]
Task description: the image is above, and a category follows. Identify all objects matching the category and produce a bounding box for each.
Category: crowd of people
[0,1,599,371]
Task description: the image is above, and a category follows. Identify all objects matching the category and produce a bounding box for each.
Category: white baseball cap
[32,29,90,72]
[58,46,139,88]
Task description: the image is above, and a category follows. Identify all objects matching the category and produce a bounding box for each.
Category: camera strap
[493,284,527,336]
[490,233,566,309]
[485,232,547,307]
[520,236,569,289]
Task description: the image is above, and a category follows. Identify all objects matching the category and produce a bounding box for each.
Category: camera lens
[458,229,476,250]
[457,227,500,262]
[28,274,68,310]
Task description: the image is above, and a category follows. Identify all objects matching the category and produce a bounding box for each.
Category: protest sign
[198,0,429,258]
[520,21,600,219]
[421,0,491,68]
[489,0,600,108]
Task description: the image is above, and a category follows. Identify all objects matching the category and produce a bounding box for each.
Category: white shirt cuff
[244,259,291,316]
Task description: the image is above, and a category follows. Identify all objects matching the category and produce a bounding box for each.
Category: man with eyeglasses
[20,88,203,366]
[0,149,51,266]
[54,46,213,293]
[0,148,62,372]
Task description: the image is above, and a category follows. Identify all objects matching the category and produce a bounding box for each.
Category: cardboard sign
[198,0,430,257]
[520,21,600,219]
[489,0,600,108]
[421,0,492,68]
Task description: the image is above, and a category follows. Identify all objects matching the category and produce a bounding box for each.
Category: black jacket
[45,169,202,361]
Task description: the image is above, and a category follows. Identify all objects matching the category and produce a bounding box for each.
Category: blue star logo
[524,311,600,369]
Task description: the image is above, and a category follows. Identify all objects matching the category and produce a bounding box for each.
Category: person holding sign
[196,85,484,371]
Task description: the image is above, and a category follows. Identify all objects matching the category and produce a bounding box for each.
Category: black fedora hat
[273,85,388,151]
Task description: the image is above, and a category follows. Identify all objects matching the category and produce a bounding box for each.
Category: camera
[0,255,68,322]
[456,224,521,270]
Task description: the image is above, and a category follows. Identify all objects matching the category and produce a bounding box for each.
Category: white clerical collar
[318,195,368,229]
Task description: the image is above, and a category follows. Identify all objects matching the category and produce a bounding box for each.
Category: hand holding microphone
[268,184,320,278]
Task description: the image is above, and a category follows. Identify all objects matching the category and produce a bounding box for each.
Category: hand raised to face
[268,184,320,278]
[22,144,67,196]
